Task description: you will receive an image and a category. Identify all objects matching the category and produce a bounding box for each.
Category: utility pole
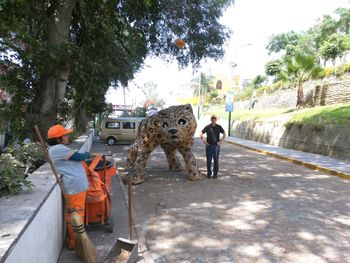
[227,43,253,136]
[197,72,201,120]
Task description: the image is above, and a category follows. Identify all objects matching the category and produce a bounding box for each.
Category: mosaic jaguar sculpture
[125,104,201,184]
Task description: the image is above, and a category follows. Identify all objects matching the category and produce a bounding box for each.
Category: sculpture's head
[155,104,197,144]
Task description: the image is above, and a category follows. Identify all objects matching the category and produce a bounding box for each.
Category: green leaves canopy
[0,0,234,138]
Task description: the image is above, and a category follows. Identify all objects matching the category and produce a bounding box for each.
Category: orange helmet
[47,124,73,139]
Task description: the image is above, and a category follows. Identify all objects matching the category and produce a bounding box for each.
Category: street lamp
[197,72,202,119]
[227,43,253,136]
[229,43,253,77]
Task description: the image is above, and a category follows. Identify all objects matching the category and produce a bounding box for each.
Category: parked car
[99,117,144,146]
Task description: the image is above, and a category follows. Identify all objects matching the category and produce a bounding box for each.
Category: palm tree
[278,52,321,107]
[192,72,215,104]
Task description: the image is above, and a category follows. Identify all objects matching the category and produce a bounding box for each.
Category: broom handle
[33,125,72,209]
[128,176,132,240]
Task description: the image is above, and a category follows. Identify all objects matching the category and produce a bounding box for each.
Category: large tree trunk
[296,80,305,108]
[74,101,89,134]
[26,0,77,138]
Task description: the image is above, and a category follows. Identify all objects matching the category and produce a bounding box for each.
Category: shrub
[235,87,254,101]
[0,153,32,196]
[320,67,334,78]
[210,90,218,100]
[0,142,45,197]
[334,63,350,76]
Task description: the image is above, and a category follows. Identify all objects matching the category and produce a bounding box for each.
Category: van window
[105,122,120,129]
[123,122,136,129]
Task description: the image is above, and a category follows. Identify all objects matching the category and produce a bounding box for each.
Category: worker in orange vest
[47,124,90,250]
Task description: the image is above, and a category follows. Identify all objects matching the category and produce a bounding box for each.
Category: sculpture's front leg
[127,141,157,184]
[125,143,138,170]
[161,143,183,171]
[178,145,201,180]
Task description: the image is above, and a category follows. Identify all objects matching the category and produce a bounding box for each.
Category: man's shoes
[207,175,211,178]
[213,175,218,179]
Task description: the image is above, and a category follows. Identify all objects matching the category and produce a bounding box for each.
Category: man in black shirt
[200,114,226,178]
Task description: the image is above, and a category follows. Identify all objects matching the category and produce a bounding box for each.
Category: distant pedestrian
[200,114,226,178]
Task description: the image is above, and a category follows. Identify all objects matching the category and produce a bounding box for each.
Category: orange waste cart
[83,155,117,232]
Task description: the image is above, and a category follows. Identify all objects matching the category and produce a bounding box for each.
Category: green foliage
[252,75,267,88]
[334,63,350,76]
[210,90,218,99]
[0,142,44,197]
[255,85,276,96]
[95,104,113,132]
[319,33,350,63]
[265,59,283,77]
[266,31,301,55]
[192,72,215,105]
[265,7,350,75]
[279,52,321,83]
[0,153,32,197]
[131,107,147,117]
[0,0,233,140]
[285,104,350,131]
[317,64,350,78]
[209,104,350,130]
[335,7,350,34]
[3,142,45,176]
[235,86,255,101]
[318,67,334,78]
[311,14,339,49]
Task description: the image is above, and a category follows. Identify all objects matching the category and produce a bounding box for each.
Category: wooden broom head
[71,213,98,263]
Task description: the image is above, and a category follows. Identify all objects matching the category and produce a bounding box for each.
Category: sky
[106,0,350,106]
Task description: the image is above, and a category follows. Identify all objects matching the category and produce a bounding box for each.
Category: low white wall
[76,129,95,153]
[4,186,63,263]
[0,129,95,263]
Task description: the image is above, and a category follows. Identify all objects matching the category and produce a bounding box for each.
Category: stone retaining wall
[236,75,350,110]
[232,121,350,161]
[306,80,350,106]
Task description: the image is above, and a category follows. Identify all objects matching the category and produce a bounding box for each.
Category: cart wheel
[107,216,114,233]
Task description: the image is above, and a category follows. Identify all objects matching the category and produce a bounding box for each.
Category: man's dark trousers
[206,144,220,177]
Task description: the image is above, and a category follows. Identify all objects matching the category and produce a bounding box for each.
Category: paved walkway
[59,135,350,262]
[118,136,350,262]
[226,137,350,180]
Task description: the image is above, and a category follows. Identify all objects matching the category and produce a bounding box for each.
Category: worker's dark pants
[206,144,220,177]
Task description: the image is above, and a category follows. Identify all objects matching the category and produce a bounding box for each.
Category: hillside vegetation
[206,103,350,126]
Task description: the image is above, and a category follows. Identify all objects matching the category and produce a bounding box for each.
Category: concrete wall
[4,186,63,263]
[232,121,350,161]
[0,129,95,263]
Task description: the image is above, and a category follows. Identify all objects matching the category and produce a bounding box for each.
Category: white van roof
[104,117,145,121]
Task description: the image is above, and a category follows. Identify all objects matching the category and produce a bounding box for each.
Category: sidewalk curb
[115,175,154,263]
[226,140,350,180]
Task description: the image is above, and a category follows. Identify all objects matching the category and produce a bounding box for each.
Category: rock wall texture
[232,120,350,161]
[236,74,350,109]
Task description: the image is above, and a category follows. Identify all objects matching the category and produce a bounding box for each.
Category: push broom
[33,125,97,263]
